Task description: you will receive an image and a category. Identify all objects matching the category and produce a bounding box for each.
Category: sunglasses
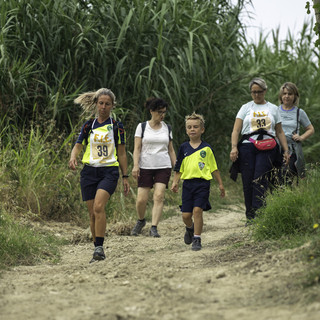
[251,90,265,95]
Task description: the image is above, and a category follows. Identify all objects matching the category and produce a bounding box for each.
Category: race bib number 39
[92,144,109,160]
[91,133,112,162]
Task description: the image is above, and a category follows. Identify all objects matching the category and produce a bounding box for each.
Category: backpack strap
[294,107,300,134]
[167,124,172,141]
[141,121,172,141]
[112,118,119,148]
[83,118,95,144]
[83,118,94,135]
[83,118,119,147]
[140,121,147,139]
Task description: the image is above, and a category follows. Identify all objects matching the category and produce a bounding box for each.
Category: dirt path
[0,206,319,320]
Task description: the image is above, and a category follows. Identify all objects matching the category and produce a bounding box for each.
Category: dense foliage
[0,0,246,152]
[0,0,319,221]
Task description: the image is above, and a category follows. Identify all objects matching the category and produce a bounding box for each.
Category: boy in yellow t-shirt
[171,112,225,251]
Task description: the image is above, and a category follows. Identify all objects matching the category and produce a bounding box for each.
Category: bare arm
[275,123,290,165]
[212,170,225,198]
[230,118,243,162]
[117,144,130,196]
[292,124,315,142]
[168,140,177,168]
[170,171,182,193]
[69,143,83,170]
[131,136,142,180]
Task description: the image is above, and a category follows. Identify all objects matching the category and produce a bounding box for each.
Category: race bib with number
[90,125,115,164]
[250,109,272,132]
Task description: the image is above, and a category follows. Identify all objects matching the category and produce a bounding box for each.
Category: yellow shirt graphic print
[250,109,272,132]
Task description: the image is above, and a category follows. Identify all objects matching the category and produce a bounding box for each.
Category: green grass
[251,168,320,241]
[0,120,88,223]
[0,209,66,270]
[248,167,320,291]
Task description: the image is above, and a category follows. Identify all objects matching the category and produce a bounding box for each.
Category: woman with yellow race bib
[69,88,130,263]
[230,78,290,222]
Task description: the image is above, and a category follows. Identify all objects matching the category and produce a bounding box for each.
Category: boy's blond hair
[185,112,205,128]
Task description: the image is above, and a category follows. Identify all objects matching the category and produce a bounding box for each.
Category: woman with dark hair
[69,88,130,263]
[131,97,176,237]
[278,82,314,183]
[230,78,290,222]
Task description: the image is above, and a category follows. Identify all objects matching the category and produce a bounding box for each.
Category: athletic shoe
[131,219,146,236]
[192,237,202,251]
[90,246,105,263]
[184,226,194,245]
[149,226,160,237]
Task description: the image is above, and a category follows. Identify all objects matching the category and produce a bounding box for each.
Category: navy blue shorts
[181,179,211,212]
[138,168,171,188]
[80,165,119,201]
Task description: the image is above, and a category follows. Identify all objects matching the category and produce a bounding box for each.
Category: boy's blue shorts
[80,165,119,201]
[181,178,211,212]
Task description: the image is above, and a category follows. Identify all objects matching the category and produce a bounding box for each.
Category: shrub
[252,167,320,240]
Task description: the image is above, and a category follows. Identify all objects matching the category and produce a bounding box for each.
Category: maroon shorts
[138,168,171,188]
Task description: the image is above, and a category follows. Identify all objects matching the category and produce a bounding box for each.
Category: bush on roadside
[0,208,63,269]
[0,120,88,222]
[251,166,320,241]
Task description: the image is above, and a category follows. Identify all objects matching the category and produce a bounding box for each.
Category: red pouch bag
[249,137,277,151]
